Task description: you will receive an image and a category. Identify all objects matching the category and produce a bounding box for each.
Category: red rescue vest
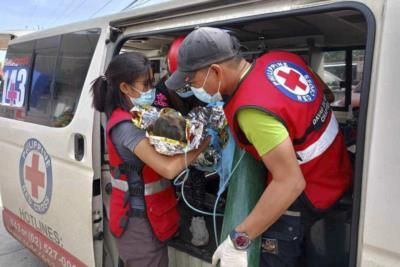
[106,108,179,240]
[224,51,352,209]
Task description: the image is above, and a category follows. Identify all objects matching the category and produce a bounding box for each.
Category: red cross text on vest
[277,69,307,91]
[25,153,45,199]
[7,83,18,104]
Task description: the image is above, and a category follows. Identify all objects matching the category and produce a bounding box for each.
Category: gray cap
[165,27,239,90]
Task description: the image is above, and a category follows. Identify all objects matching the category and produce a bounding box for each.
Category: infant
[148,112,188,143]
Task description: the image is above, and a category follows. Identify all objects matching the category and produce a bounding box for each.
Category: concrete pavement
[0,193,46,267]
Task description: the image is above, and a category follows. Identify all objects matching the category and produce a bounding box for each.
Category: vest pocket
[145,186,180,241]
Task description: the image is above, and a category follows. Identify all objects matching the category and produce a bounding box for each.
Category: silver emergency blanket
[146,118,204,156]
[130,104,227,169]
[130,105,159,129]
[188,104,227,170]
[191,146,221,172]
[187,104,226,132]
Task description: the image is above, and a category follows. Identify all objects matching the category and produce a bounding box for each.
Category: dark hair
[150,113,187,142]
[91,52,151,117]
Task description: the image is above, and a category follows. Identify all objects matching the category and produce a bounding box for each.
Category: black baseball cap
[165,27,239,90]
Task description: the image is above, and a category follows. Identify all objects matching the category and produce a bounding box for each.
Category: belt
[119,162,138,175]
[129,186,144,196]
[112,162,139,179]
[127,209,146,218]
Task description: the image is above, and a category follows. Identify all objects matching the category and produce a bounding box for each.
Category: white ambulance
[0,0,399,266]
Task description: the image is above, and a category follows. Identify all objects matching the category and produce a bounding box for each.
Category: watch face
[230,230,251,250]
[236,235,250,248]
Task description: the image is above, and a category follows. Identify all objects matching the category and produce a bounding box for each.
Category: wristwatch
[229,229,251,250]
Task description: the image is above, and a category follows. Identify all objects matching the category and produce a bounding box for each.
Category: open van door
[0,28,106,266]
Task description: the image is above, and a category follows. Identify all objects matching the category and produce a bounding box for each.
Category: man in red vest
[166,27,352,267]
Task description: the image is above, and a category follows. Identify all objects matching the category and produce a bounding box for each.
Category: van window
[27,37,60,124]
[0,29,100,127]
[321,49,365,109]
[0,41,34,119]
[323,51,346,107]
[51,31,100,127]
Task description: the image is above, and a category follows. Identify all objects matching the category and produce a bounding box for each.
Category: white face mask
[191,67,223,104]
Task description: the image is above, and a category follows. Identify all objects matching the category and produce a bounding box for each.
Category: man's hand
[212,236,247,267]
[235,137,305,239]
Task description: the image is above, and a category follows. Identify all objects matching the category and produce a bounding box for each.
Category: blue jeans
[260,212,304,267]
[260,196,323,267]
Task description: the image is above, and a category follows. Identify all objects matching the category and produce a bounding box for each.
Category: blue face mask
[130,88,156,106]
[176,89,194,98]
[191,87,222,103]
[191,67,223,104]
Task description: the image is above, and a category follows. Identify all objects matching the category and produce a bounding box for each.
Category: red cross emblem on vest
[266,61,317,103]
[25,153,45,199]
[277,69,307,91]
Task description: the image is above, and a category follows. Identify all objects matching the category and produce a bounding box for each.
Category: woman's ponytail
[90,52,151,117]
[91,75,109,113]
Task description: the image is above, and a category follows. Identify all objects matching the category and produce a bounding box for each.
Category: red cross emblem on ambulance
[19,139,53,214]
[25,154,45,199]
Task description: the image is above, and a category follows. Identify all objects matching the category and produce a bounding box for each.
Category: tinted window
[26,37,60,125]
[0,29,100,126]
[51,30,99,127]
[0,41,34,119]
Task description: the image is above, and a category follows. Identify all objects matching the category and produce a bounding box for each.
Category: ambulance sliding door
[0,28,106,267]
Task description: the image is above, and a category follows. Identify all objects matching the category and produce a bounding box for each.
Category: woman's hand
[198,136,211,151]
[133,137,210,180]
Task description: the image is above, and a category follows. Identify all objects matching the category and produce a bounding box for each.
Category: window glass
[0,49,6,92]
[351,50,365,108]
[0,41,34,119]
[321,50,365,108]
[25,36,60,125]
[26,40,59,124]
[51,30,100,127]
[322,51,346,107]
[0,29,100,126]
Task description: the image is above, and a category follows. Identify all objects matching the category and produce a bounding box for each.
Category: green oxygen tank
[220,146,266,267]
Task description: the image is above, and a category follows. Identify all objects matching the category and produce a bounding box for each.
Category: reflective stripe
[112,177,170,195]
[144,179,171,196]
[297,114,339,165]
[111,178,129,192]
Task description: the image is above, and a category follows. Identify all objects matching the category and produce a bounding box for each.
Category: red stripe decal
[2,208,87,267]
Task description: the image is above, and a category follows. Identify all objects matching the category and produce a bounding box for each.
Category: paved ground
[0,193,46,267]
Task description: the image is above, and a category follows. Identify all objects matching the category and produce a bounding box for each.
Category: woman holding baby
[91,52,208,267]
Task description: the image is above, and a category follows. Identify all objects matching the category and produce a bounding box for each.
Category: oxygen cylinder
[220,146,266,266]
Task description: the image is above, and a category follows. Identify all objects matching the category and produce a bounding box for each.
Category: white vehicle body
[0,0,399,266]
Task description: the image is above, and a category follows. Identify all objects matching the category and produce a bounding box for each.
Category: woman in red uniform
[91,52,208,267]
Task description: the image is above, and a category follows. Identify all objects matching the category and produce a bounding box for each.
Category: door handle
[74,133,85,161]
